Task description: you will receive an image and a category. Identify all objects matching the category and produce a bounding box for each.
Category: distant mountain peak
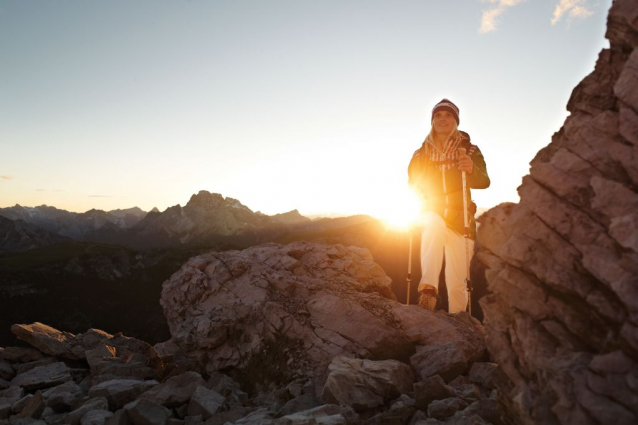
[186,191,225,210]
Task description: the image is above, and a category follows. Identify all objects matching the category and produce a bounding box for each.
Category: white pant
[418,211,474,314]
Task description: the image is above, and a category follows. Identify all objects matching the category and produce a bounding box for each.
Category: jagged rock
[160,242,417,381]
[103,410,129,425]
[10,363,72,391]
[64,397,109,425]
[17,391,44,419]
[410,341,479,383]
[186,386,224,420]
[15,359,58,376]
[451,385,481,403]
[475,1,638,424]
[202,407,255,425]
[321,356,413,411]
[79,410,112,425]
[276,395,320,418]
[228,408,275,424]
[123,399,170,425]
[452,399,503,425]
[138,371,203,408]
[427,398,468,421]
[205,373,247,407]
[414,375,455,411]
[43,382,84,413]
[468,363,499,390]
[365,394,415,425]
[11,324,112,361]
[0,380,8,391]
[1,387,24,419]
[88,380,158,410]
[0,362,14,382]
[41,407,65,425]
[0,348,44,364]
[476,0,638,425]
[12,394,33,415]
[275,404,354,425]
[392,307,485,382]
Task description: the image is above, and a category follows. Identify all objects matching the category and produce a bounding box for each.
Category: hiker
[408,99,490,313]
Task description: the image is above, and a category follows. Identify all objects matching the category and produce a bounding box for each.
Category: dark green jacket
[407,131,490,240]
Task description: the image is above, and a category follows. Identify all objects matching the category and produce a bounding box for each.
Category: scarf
[424,132,464,170]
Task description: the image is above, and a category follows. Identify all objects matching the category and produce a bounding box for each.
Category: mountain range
[0,190,371,252]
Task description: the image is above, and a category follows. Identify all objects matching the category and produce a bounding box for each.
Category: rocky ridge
[475,1,638,424]
[0,241,505,424]
[0,216,71,253]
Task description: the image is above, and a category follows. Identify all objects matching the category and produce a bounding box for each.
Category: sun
[376,188,423,232]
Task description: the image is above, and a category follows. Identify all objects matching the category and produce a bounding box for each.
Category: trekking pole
[406,230,412,305]
[458,148,472,316]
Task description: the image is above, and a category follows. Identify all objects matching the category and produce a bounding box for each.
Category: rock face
[475,1,638,424]
[160,241,486,387]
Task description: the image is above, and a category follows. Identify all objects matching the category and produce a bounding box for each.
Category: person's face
[432,111,456,136]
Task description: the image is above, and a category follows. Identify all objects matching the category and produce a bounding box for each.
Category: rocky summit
[0,241,501,425]
[475,1,638,424]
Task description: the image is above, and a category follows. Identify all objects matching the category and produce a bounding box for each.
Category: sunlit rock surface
[475,1,638,423]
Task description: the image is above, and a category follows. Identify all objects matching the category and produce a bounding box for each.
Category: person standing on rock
[408,99,490,313]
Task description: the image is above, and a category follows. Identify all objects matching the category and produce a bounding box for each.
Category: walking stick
[458,148,472,316]
[406,230,412,305]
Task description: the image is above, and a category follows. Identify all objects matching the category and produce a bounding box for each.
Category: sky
[0,0,612,223]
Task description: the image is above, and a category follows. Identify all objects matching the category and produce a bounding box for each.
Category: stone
[468,363,499,390]
[11,324,112,361]
[365,395,415,425]
[138,371,203,408]
[12,394,33,415]
[205,373,247,407]
[79,411,113,425]
[410,341,478,382]
[103,410,130,425]
[275,404,354,425]
[8,419,47,425]
[454,399,503,425]
[321,356,413,411]
[187,386,224,420]
[15,359,58,376]
[276,395,320,417]
[414,375,455,411]
[64,397,109,425]
[0,362,15,381]
[160,242,417,382]
[0,348,44,363]
[18,391,45,419]
[123,399,170,425]
[427,397,468,421]
[201,407,255,425]
[10,363,73,391]
[88,380,158,410]
[43,382,84,412]
[227,408,275,424]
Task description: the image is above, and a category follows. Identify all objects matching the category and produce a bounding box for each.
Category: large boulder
[475,1,638,424]
[160,242,414,381]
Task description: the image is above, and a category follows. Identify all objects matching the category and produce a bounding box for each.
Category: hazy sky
[1,0,612,222]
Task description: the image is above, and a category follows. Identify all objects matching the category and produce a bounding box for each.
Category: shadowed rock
[160,241,486,388]
[475,1,638,423]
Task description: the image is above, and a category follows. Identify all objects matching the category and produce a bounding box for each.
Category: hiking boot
[418,288,437,310]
